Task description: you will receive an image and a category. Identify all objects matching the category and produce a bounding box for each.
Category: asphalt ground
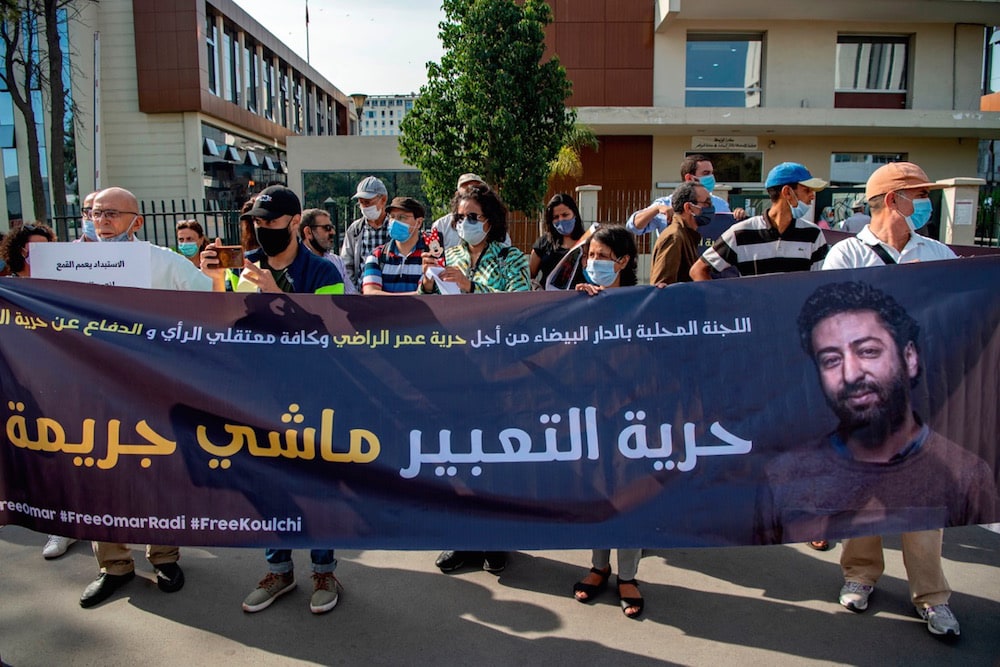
[1,524,998,666]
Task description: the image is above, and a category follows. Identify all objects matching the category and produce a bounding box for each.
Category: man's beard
[828,371,910,448]
[308,237,329,254]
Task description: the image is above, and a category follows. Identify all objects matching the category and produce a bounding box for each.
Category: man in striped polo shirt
[690,162,829,280]
[361,197,429,294]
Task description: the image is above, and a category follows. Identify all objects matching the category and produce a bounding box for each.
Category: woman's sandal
[617,577,644,619]
[573,566,611,603]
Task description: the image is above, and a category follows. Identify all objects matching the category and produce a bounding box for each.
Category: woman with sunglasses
[419,185,530,295]
[419,185,529,575]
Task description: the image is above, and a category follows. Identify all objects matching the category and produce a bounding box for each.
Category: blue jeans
[264,549,336,574]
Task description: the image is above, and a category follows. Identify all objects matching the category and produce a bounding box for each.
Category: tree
[0,0,82,236]
[0,5,46,223]
[398,0,574,214]
[549,123,598,183]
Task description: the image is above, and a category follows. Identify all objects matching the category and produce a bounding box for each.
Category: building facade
[0,0,357,229]
[545,0,1000,222]
[359,94,417,137]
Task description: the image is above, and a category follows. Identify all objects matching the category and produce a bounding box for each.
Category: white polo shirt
[822,225,956,270]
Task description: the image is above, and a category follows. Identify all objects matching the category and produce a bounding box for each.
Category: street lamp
[349,93,367,135]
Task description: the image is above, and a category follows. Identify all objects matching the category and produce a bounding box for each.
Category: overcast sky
[234,0,446,96]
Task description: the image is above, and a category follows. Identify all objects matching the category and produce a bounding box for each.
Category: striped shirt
[701,211,828,276]
[362,236,430,293]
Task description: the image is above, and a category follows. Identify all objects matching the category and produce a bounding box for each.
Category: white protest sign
[30,242,154,288]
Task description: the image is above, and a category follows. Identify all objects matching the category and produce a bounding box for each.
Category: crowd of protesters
[0,156,976,639]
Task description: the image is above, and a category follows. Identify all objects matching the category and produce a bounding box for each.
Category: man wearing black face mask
[649,182,710,285]
[203,186,345,295]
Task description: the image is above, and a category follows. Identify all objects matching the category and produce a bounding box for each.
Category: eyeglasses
[455,212,484,224]
[81,207,93,218]
[91,210,139,221]
[694,200,713,207]
[307,224,335,232]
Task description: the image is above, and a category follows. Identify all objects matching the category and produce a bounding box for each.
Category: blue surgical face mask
[457,219,488,246]
[584,258,619,287]
[898,193,933,231]
[98,217,138,243]
[790,195,811,219]
[177,241,200,257]
[554,217,576,236]
[388,218,413,242]
[696,174,716,193]
[81,217,97,241]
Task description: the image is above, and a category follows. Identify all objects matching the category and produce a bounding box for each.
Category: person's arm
[809,231,830,271]
[732,207,748,221]
[649,233,680,285]
[200,238,229,292]
[338,223,358,286]
[626,202,670,235]
[528,249,542,279]
[689,258,713,281]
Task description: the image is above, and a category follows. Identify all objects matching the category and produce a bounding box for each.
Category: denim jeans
[264,549,336,574]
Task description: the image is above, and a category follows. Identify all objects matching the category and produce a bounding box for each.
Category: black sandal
[618,577,644,619]
[573,566,611,603]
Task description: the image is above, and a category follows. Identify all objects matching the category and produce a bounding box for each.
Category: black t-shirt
[532,235,571,284]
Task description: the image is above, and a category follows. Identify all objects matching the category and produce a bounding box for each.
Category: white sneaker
[918,604,960,636]
[42,535,77,559]
[839,581,873,612]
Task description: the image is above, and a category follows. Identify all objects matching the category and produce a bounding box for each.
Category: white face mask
[361,205,381,221]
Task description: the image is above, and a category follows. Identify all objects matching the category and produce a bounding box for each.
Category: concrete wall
[653,20,985,111]
[286,135,410,193]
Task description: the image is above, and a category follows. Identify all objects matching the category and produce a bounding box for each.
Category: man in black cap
[204,185,345,295]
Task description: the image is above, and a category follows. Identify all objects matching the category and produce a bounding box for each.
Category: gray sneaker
[242,571,296,613]
[839,581,873,612]
[918,604,960,637]
[309,572,342,614]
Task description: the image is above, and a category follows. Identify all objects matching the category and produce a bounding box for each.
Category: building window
[279,71,289,127]
[262,57,274,120]
[3,147,20,219]
[206,14,218,96]
[984,27,1000,94]
[685,151,763,185]
[685,33,763,108]
[293,80,303,132]
[835,35,909,109]
[830,153,907,185]
[244,43,257,113]
[222,27,240,105]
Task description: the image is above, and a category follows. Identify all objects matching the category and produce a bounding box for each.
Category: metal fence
[51,200,243,248]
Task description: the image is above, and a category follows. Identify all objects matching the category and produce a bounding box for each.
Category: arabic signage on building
[692,136,759,151]
[1,259,998,549]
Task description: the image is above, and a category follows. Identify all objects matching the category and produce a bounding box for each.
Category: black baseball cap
[246,185,302,220]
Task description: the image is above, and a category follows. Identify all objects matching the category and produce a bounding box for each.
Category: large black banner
[1,258,998,549]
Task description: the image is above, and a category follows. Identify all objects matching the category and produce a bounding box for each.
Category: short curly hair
[0,223,56,274]
[797,281,920,361]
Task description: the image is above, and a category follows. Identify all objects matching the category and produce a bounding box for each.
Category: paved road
[1,525,998,666]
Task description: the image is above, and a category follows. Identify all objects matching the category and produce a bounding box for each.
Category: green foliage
[398,0,574,214]
[549,123,599,181]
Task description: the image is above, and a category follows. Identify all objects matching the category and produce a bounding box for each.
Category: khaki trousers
[840,529,950,608]
[93,542,179,576]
